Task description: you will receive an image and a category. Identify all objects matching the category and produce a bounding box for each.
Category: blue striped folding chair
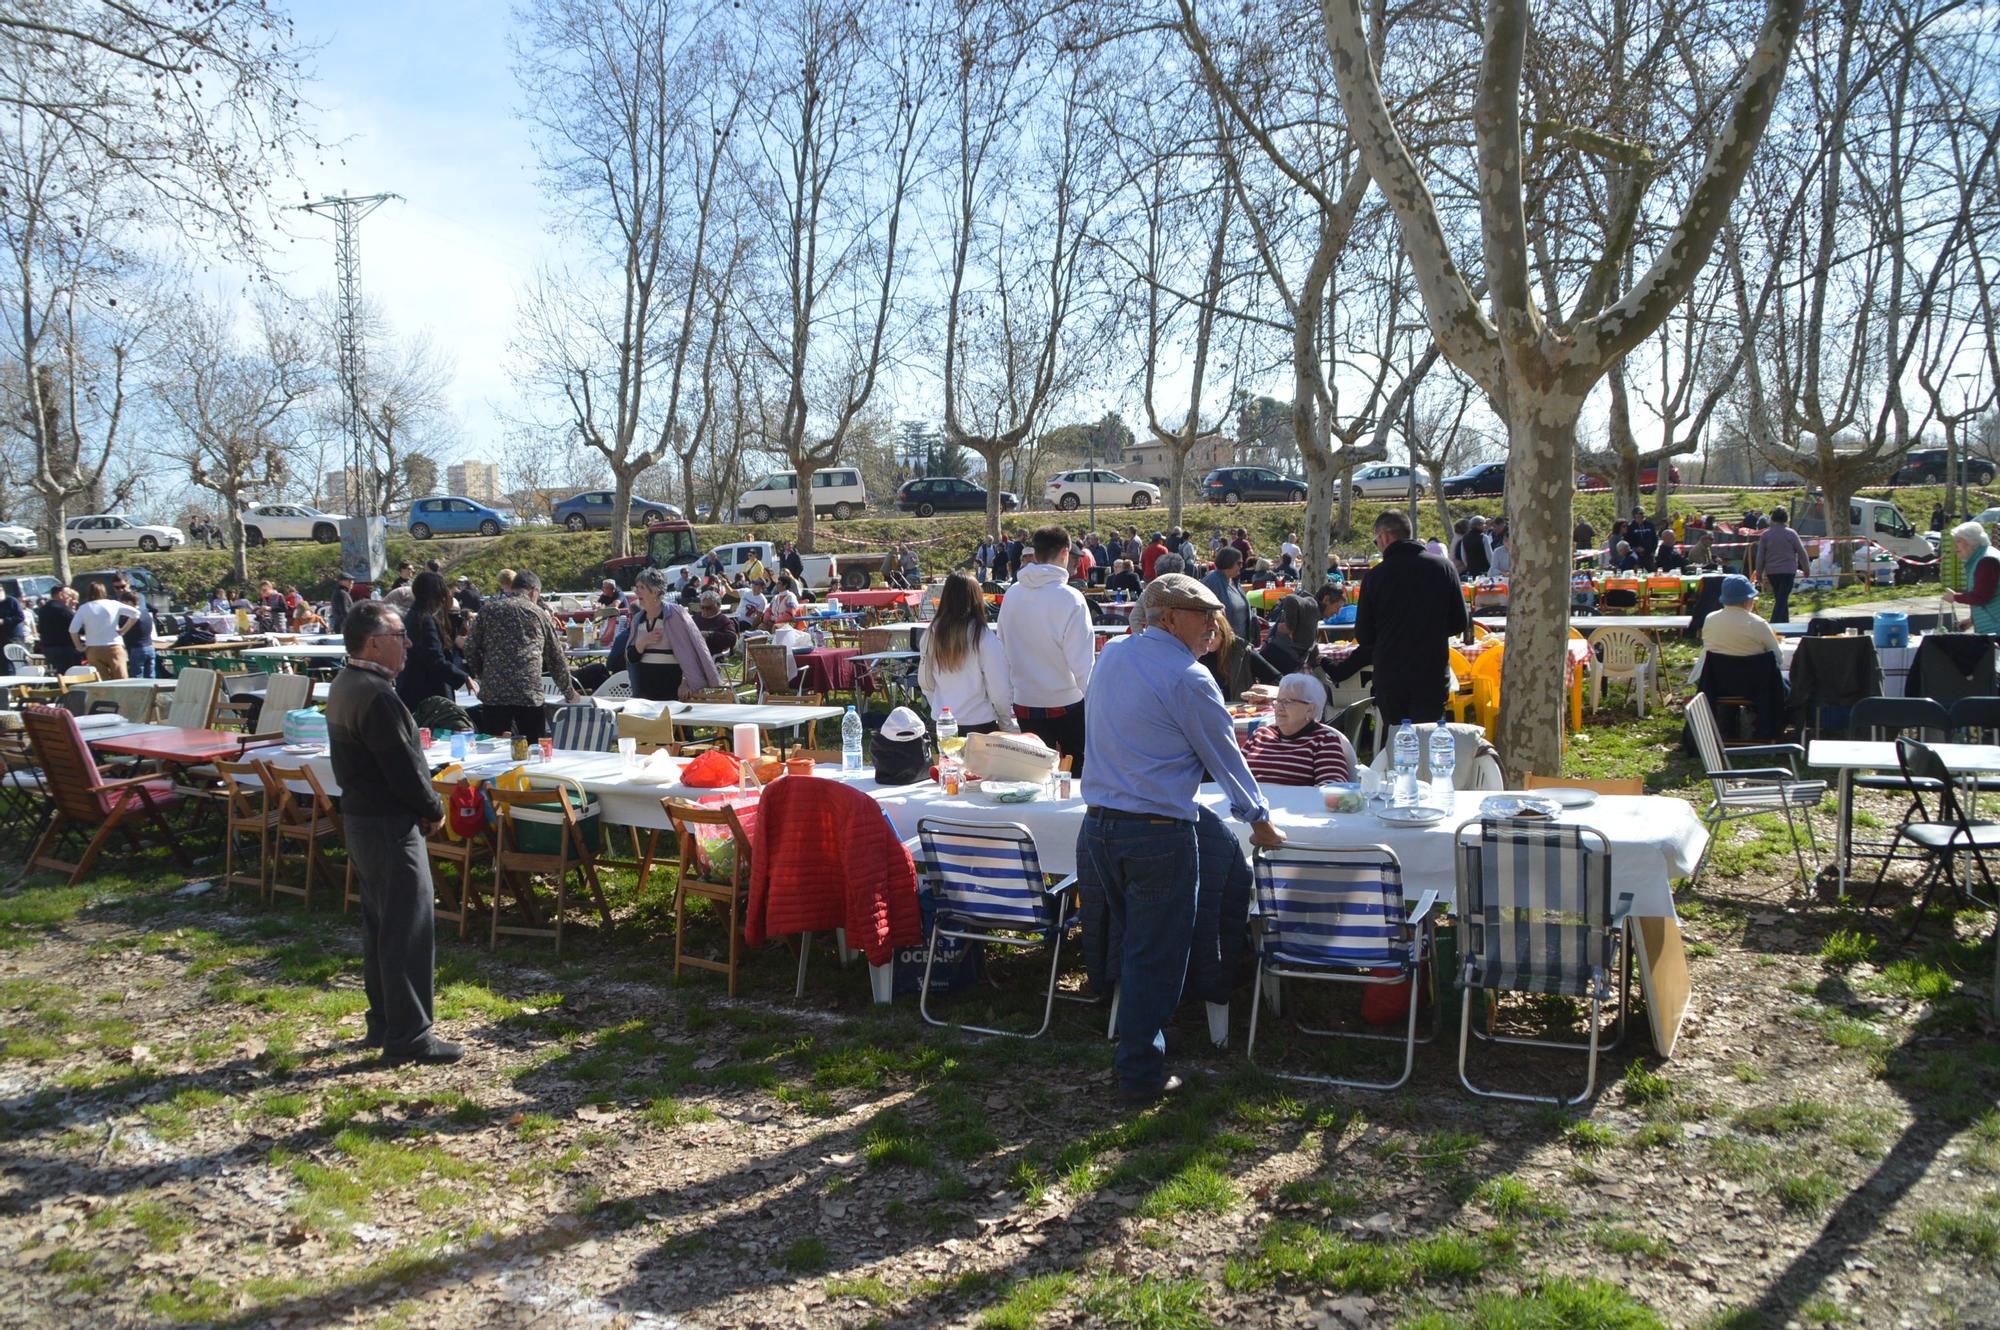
[550,703,619,753]
[914,816,1078,1039]
[1455,818,1633,1106]
[1246,844,1439,1091]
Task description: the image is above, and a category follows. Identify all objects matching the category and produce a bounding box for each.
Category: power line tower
[297,192,400,517]
[296,191,401,580]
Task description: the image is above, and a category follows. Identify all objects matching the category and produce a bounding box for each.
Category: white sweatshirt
[917,623,1015,728]
[997,562,1093,708]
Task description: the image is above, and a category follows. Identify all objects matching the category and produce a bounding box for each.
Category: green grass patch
[780,1236,831,1273]
[1082,1274,1211,1330]
[1774,1170,1842,1215]
[1735,1098,1836,1136]
[863,1110,937,1170]
[1277,1177,1366,1214]
[1225,1222,1505,1294]
[640,1096,716,1131]
[138,1087,228,1142]
[1563,1120,1619,1154]
[977,1271,1077,1329]
[826,1274,898,1309]
[1871,957,1955,1001]
[1914,1197,2000,1266]
[1818,929,1876,968]
[1589,1224,1670,1258]
[1138,1157,1239,1218]
[1621,1063,1673,1108]
[1473,1174,1568,1222]
[1406,1275,1666,1329]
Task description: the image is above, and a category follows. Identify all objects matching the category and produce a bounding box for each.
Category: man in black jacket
[327,602,459,1065]
[329,573,355,634]
[1327,510,1468,723]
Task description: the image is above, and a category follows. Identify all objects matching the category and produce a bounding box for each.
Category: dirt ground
[1,778,1998,1330]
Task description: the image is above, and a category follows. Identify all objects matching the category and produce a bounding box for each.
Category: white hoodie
[997,562,1094,708]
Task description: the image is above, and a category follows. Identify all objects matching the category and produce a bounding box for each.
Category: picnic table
[827,589,920,612]
[1806,739,2000,895]
[794,647,860,693]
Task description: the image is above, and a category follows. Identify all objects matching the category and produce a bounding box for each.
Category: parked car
[1575,463,1682,491]
[0,523,37,558]
[1043,469,1160,511]
[406,496,512,540]
[1792,496,1933,563]
[72,567,172,612]
[896,476,1017,517]
[63,513,185,554]
[238,502,345,545]
[1338,462,1427,499]
[641,538,850,592]
[1893,448,1997,486]
[1440,462,1507,498]
[0,575,59,602]
[1201,466,1308,505]
[551,489,683,532]
[734,468,867,523]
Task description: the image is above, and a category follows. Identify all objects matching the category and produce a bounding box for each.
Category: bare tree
[938,13,1115,541]
[734,0,936,553]
[1323,0,1805,778]
[513,0,744,556]
[154,297,317,580]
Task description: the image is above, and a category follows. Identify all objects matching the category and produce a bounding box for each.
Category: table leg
[1835,767,1854,897]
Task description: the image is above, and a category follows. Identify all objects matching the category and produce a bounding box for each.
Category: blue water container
[1872,611,1909,649]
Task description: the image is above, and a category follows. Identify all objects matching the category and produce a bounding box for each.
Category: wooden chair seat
[487,785,609,956]
[660,797,754,996]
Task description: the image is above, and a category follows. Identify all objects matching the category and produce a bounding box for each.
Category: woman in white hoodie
[917,573,1016,734]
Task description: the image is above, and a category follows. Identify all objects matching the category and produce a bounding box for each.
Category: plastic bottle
[1427,725,1455,798]
[841,705,864,772]
[1392,721,1420,806]
[935,707,957,755]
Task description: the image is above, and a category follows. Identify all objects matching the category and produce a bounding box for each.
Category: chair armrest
[1406,888,1441,927]
[1709,766,1810,783]
[1729,742,1805,766]
[95,771,172,791]
[1045,873,1079,897]
[1608,892,1636,930]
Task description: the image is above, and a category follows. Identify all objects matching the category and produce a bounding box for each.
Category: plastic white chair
[1587,625,1657,717]
[593,671,633,699]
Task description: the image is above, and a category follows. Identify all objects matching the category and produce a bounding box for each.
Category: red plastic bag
[1360,958,1431,1026]
[680,749,742,788]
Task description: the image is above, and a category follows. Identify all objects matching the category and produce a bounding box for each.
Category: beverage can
[539,737,554,761]
[418,727,432,750]
[511,735,529,762]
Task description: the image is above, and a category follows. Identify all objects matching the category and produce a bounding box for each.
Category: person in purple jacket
[1755,507,1812,624]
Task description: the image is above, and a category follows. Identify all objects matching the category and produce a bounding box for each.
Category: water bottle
[935,707,957,753]
[1392,721,1420,806]
[450,731,468,761]
[1428,725,1455,798]
[842,705,864,772]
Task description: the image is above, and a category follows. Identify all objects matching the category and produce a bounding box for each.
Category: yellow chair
[1600,576,1642,614]
[1643,576,1685,615]
[1468,645,1506,738]
[1446,647,1479,725]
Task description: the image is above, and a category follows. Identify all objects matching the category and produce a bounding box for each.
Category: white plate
[970,779,1043,805]
[1526,787,1600,809]
[1374,804,1450,827]
[280,744,319,755]
[1483,795,1563,819]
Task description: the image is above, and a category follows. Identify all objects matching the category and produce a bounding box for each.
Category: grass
[1138,1156,1239,1218]
[862,1110,937,1171]
[1589,1224,1671,1258]
[1473,1175,1569,1223]
[1621,1063,1674,1109]
[1735,1098,1837,1136]
[1402,1275,1667,1330]
[1914,1194,2000,1266]
[978,1272,1078,1329]
[1224,1223,1506,1294]
[1081,1275,1211,1330]
[826,1274,898,1309]
[780,1236,831,1273]
[1563,1119,1620,1154]
[1818,929,1877,968]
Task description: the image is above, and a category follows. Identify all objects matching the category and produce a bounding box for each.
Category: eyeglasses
[1272,698,1316,709]
[373,630,410,642]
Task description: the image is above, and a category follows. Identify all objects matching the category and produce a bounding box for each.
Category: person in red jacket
[1140,533,1169,580]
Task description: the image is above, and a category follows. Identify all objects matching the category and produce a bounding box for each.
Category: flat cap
[1138,572,1222,615]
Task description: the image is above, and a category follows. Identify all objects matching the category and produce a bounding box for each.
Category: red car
[1576,464,1682,492]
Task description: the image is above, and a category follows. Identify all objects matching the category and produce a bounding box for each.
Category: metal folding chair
[914,817,1077,1039]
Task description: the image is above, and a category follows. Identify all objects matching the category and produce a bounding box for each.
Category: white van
[733,468,867,523]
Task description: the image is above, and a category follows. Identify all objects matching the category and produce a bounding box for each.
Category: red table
[87,727,282,764]
[829,589,919,611]
[794,647,860,693]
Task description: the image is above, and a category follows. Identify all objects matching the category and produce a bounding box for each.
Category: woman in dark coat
[395,571,471,711]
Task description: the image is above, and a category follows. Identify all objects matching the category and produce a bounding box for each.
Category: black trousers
[1769,572,1797,624]
[346,813,436,1050]
[1016,702,1088,778]
[1373,681,1445,726]
[478,703,546,742]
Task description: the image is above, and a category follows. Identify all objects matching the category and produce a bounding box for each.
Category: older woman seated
[1241,673,1352,786]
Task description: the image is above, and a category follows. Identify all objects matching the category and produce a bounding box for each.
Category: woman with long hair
[916,572,1015,734]
[396,570,470,711]
[1255,593,1320,678]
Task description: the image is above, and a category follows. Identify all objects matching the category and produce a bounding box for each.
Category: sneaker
[380,1037,463,1066]
[1114,1074,1184,1105]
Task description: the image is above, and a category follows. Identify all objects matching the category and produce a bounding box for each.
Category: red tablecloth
[831,589,919,611]
[795,647,860,693]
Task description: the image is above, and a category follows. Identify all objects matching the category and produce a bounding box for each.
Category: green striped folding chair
[1247,843,1439,1091]
[914,817,1077,1039]
[1455,818,1633,1106]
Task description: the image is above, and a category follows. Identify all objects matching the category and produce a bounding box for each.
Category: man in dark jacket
[1327,509,1468,723]
[0,588,23,674]
[36,587,81,674]
[327,602,459,1065]
[329,573,355,634]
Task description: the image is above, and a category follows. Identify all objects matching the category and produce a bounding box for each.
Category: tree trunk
[608,472,636,559]
[976,443,1006,544]
[1302,450,1336,593]
[1335,460,1357,542]
[794,475,817,555]
[1430,475,1454,544]
[230,507,250,583]
[681,456,698,525]
[1166,462,1184,532]
[1495,390,1585,784]
[46,498,69,585]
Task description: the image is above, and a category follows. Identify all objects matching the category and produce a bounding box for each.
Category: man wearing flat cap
[1079,572,1285,1103]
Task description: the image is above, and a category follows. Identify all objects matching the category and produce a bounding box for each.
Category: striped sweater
[1242,721,1351,787]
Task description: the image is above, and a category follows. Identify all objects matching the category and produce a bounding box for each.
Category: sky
[275,0,548,470]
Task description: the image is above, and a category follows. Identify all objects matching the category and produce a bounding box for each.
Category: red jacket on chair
[744,775,922,966]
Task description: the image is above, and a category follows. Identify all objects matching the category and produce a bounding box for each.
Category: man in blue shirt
[1079,573,1284,1101]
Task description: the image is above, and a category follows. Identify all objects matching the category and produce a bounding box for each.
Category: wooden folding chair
[215,758,280,899]
[1521,775,1645,796]
[487,784,610,955]
[19,707,191,885]
[423,776,490,937]
[759,692,827,749]
[260,760,350,909]
[660,798,754,996]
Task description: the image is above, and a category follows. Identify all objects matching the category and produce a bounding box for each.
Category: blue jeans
[1078,810,1199,1093]
[1188,807,1252,1005]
